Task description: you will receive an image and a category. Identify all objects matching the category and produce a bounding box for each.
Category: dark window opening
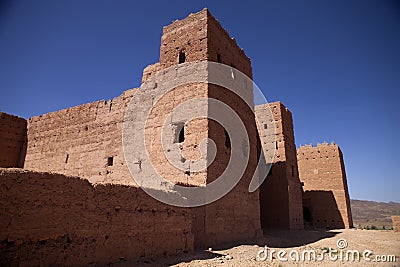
[65,154,69,163]
[107,157,114,166]
[268,166,272,176]
[178,51,186,64]
[217,53,221,63]
[303,207,312,223]
[178,126,185,143]
[275,141,278,149]
[224,130,231,148]
[263,124,268,129]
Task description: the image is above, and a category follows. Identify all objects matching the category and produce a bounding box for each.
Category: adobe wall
[24,90,136,185]
[392,216,400,232]
[0,112,27,168]
[155,8,252,79]
[0,168,193,266]
[151,8,260,246]
[297,142,353,228]
[201,84,261,247]
[255,102,304,230]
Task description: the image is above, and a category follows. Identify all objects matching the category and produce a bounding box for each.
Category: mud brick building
[0,8,352,265]
[298,142,353,228]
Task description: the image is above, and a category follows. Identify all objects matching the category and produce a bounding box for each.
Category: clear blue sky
[1,0,399,202]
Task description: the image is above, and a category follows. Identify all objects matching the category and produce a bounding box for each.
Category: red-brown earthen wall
[297,143,353,228]
[0,168,193,266]
[255,102,303,230]
[0,113,27,168]
[392,216,400,232]
[24,90,136,185]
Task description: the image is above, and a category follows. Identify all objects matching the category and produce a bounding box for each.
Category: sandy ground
[113,229,400,267]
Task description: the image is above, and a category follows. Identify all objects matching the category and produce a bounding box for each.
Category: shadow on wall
[259,162,289,230]
[303,190,345,229]
[0,168,193,266]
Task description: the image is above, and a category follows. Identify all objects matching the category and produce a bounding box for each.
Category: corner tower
[143,8,252,83]
[255,102,304,230]
[297,142,353,229]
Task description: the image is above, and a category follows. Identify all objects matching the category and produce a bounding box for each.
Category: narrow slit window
[178,126,185,143]
[65,154,69,163]
[107,156,114,166]
[217,53,221,63]
[224,130,231,148]
[178,51,186,64]
[291,165,295,177]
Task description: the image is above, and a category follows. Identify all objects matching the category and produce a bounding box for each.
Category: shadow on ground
[111,250,226,267]
[261,229,341,248]
[111,229,341,266]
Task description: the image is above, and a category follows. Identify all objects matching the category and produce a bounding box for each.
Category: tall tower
[255,102,304,230]
[297,142,353,228]
[141,9,261,247]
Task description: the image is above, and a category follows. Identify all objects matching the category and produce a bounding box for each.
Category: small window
[107,157,114,166]
[178,126,185,143]
[178,51,186,64]
[65,154,69,163]
[263,124,268,130]
[224,130,231,148]
[275,141,278,149]
[217,53,221,63]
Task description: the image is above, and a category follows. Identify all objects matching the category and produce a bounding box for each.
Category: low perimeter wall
[0,168,193,266]
[393,216,400,232]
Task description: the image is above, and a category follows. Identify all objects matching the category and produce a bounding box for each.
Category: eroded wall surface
[0,168,193,266]
[297,143,353,228]
[0,113,27,168]
[24,90,136,185]
[22,8,262,249]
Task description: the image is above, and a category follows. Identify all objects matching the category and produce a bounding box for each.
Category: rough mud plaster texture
[24,89,136,185]
[146,8,252,82]
[0,168,193,266]
[255,102,304,230]
[297,143,353,228]
[22,8,261,250]
[0,113,27,168]
[392,216,400,232]
[154,8,260,247]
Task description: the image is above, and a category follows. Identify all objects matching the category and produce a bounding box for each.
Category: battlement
[297,142,353,228]
[155,8,252,80]
[299,141,338,149]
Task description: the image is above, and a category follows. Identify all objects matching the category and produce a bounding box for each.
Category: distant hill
[351,199,400,229]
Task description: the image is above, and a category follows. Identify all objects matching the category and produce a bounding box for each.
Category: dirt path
[114,229,400,267]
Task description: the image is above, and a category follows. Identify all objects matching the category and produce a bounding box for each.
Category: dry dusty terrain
[114,229,400,267]
[351,199,400,229]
